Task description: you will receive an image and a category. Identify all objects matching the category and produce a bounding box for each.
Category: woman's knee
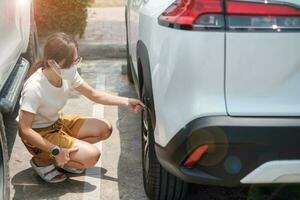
[84,147,101,168]
[99,119,113,140]
[71,140,101,169]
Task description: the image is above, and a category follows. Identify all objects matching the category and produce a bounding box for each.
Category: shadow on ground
[11,168,95,200]
[11,165,118,200]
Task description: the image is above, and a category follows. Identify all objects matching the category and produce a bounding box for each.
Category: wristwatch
[50,146,60,157]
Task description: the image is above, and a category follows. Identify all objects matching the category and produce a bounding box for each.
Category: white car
[0,0,39,199]
[126,0,300,199]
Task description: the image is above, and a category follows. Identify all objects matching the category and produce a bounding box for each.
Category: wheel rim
[142,94,151,182]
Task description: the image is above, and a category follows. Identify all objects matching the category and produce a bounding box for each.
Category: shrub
[34,0,92,37]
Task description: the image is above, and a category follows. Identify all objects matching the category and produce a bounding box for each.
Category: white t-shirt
[17,67,84,128]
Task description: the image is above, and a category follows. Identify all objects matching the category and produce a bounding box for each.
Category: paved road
[7,59,300,200]
[9,59,147,200]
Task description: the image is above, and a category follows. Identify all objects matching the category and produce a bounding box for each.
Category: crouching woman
[18,32,144,183]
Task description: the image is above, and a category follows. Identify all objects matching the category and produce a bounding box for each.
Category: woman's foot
[30,158,67,183]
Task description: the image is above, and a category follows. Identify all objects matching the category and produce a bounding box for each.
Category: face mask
[60,66,77,81]
[50,60,77,81]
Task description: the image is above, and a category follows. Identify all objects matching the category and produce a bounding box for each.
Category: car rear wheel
[141,85,188,200]
[0,114,9,200]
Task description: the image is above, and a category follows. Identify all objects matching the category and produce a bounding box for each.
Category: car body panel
[127,0,140,74]
[0,0,31,91]
[127,0,227,147]
[225,32,300,116]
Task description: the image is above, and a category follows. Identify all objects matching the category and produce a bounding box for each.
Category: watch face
[52,148,60,156]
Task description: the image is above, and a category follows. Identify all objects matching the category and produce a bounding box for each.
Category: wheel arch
[136,40,157,131]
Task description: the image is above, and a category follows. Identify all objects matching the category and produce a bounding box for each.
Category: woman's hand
[126,98,145,113]
[55,147,78,168]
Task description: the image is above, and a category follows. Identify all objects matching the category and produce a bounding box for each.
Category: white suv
[126,0,300,199]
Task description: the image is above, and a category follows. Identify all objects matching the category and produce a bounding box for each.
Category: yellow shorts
[22,114,86,159]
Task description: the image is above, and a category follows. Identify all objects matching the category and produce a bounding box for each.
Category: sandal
[62,167,85,174]
[30,159,67,183]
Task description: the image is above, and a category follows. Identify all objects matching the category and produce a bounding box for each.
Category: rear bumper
[155,116,300,187]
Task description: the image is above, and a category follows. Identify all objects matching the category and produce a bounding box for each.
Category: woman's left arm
[75,82,145,113]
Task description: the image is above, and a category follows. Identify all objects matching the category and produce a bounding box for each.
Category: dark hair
[27,32,78,78]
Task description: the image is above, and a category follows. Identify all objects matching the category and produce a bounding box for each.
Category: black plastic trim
[0,58,30,114]
[136,41,156,129]
[155,115,300,187]
[158,20,225,32]
[158,18,300,33]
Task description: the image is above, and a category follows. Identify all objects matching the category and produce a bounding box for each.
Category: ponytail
[26,60,44,79]
[25,32,78,80]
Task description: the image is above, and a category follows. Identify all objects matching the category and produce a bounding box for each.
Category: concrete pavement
[9,59,147,200]
[79,7,126,59]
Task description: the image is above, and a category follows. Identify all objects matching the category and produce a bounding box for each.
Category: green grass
[89,0,125,7]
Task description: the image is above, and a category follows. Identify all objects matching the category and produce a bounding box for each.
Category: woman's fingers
[127,99,145,113]
[57,161,65,168]
[136,105,144,112]
[68,147,79,154]
[130,104,144,113]
[139,101,145,108]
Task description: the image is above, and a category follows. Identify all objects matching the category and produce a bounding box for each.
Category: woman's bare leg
[32,118,110,168]
[33,139,100,169]
[76,118,113,144]
[64,139,101,169]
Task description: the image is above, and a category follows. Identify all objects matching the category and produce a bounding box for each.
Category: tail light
[226,0,300,31]
[158,0,224,30]
[158,0,300,31]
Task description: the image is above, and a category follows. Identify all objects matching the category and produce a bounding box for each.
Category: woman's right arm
[18,110,78,167]
[18,110,56,153]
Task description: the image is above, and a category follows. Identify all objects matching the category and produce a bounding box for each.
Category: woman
[18,32,144,183]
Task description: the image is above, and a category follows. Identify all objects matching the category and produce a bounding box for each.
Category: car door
[0,0,24,91]
[225,0,300,116]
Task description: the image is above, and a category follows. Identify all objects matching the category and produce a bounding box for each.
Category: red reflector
[227,1,300,16]
[159,0,223,26]
[184,145,208,168]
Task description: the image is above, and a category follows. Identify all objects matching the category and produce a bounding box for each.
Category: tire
[0,114,10,200]
[125,8,134,84]
[141,85,188,200]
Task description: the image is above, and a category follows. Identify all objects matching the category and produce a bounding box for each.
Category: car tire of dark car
[125,8,134,84]
[141,85,188,200]
[0,114,10,200]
